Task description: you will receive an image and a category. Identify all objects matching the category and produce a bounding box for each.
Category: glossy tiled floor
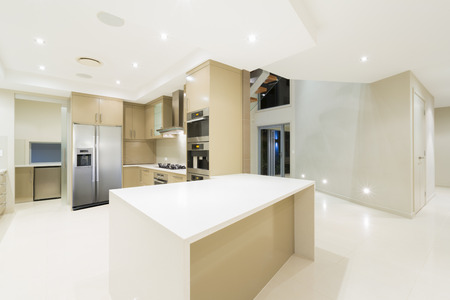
[1,188,450,299]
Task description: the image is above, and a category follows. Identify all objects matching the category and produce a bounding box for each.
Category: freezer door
[97,126,122,202]
[73,124,95,208]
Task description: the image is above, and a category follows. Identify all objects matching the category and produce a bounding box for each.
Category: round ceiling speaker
[77,57,102,67]
[97,11,124,27]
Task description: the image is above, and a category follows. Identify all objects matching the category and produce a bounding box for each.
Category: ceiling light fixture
[116,80,121,85]
[39,65,46,71]
[160,33,168,40]
[132,62,139,68]
[301,174,305,178]
[186,76,194,82]
[360,56,368,62]
[248,34,256,43]
[34,37,45,45]
[363,187,371,194]
[97,11,124,27]
[77,57,102,67]
[322,179,328,184]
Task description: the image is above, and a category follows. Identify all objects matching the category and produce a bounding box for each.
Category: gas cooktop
[157,163,186,170]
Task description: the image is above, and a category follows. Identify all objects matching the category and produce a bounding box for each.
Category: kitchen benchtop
[110,173,314,243]
[123,164,186,176]
[15,163,62,168]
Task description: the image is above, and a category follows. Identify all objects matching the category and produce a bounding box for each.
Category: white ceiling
[1,0,450,107]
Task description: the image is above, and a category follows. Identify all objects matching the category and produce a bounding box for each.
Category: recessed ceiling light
[34,38,45,45]
[76,73,92,79]
[132,62,139,68]
[39,65,46,71]
[360,56,368,62]
[363,187,371,194]
[97,11,124,27]
[77,57,102,67]
[116,80,121,85]
[301,174,305,178]
[248,34,256,43]
[322,179,327,184]
[186,76,194,82]
[160,33,168,40]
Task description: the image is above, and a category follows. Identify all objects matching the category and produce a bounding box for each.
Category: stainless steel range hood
[157,90,184,135]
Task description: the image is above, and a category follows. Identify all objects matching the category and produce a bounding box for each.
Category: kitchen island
[109,174,315,300]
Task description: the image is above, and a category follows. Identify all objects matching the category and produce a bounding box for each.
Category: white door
[413,93,426,212]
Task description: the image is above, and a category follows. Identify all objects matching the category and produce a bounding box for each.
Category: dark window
[30,143,61,163]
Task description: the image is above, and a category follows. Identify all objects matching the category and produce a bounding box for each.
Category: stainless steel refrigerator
[72,124,122,210]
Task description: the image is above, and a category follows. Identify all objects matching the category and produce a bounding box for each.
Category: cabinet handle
[95,113,98,123]
[130,130,132,139]
[134,130,136,139]
[100,113,102,123]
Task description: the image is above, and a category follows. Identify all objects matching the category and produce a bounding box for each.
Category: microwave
[187,107,209,143]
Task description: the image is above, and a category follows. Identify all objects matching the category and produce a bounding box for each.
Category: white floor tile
[1,188,450,299]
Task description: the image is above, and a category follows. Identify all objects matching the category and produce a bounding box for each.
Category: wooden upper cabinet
[72,93,123,126]
[145,96,172,139]
[99,98,123,126]
[123,103,145,140]
[185,64,210,113]
[72,94,99,125]
[145,105,154,139]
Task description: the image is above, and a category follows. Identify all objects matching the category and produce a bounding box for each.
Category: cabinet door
[123,167,140,188]
[72,95,98,125]
[168,174,186,184]
[153,102,162,137]
[124,105,134,139]
[99,98,123,126]
[141,169,153,186]
[145,105,154,139]
[186,65,210,113]
[133,107,146,139]
[15,167,34,203]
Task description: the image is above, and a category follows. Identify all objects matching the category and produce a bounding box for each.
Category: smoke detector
[77,57,102,67]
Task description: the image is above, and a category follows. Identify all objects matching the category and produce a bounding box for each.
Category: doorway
[258,124,290,177]
[413,92,426,212]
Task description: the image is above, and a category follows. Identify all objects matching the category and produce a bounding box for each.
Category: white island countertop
[110,173,314,243]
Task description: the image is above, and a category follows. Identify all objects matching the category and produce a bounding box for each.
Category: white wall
[0,89,15,214]
[411,73,435,199]
[155,134,186,164]
[435,107,450,187]
[291,72,434,217]
[14,99,61,165]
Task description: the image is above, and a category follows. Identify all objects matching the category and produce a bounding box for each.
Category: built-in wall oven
[154,172,168,185]
[187,141,209,177]
[187,108,210,181]
[187,108,209,143]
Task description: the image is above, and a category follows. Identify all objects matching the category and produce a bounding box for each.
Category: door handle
[418,156,425,159]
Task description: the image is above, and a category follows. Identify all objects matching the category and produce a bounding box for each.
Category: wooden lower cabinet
[123,167,140,188]
[141,169,153,186]
[123,167,186,187]
[168,174,186,184]
[15,167,34,203]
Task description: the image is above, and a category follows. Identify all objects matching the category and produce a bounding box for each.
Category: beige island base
[109,174,315,300]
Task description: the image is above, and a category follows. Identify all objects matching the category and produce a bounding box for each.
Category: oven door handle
[154,179,167,184]
[186,116,208,123]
